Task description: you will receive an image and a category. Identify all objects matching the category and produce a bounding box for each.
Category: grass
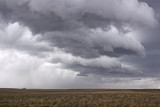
[0,89,160,107]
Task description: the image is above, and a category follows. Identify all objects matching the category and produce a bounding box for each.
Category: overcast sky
[0,0,160,89]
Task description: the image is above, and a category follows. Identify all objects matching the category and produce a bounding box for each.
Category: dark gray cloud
[41,27,145,58]
[0,0,157,32]
[0,0,159,88]
[118,0,160,79]
[68,64,143,77]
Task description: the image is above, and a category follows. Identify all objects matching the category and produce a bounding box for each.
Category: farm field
[0,89,160,107]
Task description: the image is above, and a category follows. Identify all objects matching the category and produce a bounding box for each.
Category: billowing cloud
[0,0,159,88]
[0,0,157,33]
[3,0,156,25]
[41,26,146,58]
[0,22,52,57]
[28,0,157,26]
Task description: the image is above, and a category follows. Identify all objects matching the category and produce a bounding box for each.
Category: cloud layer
[0,0,159,88]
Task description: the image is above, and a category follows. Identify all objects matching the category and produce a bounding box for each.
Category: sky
[0,0,160,89]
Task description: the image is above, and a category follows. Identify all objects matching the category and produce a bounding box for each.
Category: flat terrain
[0,89,160,107]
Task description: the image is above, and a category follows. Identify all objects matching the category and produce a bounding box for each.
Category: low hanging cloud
[49,49,143,77]
[0,0,159,88]
[41,26,146,58]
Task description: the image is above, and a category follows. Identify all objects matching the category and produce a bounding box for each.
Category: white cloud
[0,49,43,88]
[0,49,78,88]
[0,22,52,56]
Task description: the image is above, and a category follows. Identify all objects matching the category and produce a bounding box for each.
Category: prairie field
[0,89,160,107]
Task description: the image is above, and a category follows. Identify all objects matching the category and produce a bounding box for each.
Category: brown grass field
[0,89,160,107]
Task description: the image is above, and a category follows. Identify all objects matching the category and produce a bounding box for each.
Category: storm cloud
[0,0,159,88]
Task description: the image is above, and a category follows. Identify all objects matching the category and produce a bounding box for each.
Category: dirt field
[0,89,160,107]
